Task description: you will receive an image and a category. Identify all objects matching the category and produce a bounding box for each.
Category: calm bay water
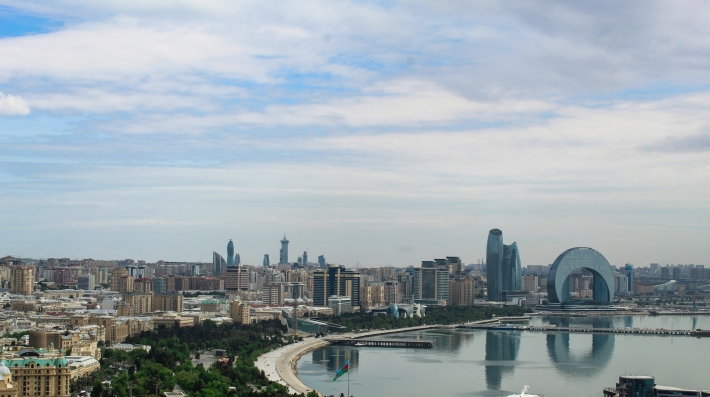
[296,316,710,397]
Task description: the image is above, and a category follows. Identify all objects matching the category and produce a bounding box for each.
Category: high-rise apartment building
[486,229,522,301]
[227,239,235,267]
[11,265,34,295]
[262,283,285,305]
[522,275,538,292]
[213,252,226,276]
[384,280,399,304]
[672,267,682,280]
[110,267,128,292]
[152,293,184,312]
[661,266,670,280]
[448,276,476,306]
[413,261,449,303]
[134,277,153,293]
[313,264,361,308]
[117,275,134,294]
[279,235,289,264]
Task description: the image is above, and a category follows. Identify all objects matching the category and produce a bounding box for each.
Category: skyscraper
[213,251,226,276]
[263,254,270,267]
[279,234,289,264]
[486,229,522,301]
[413,261,449,303]
[11,266,34,295]
[625,264,634,294]
[313,264,361,308]
[235,253,241,266]
[227,239,235,267]
[303,251,308,265]
[318,255,326,268]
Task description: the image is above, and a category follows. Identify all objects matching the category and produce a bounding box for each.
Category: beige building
[65,356,100,379]
[522,275,539,292]
[7,355,71,397]
[11,266,34,296]
[121,293,153,315]
[150,313,193,328]
[0,360,17,397]
[224,266,249,291]
[152,293,184,313]
[229,301,251,324]
[448,276,477,306]
[109,267,128,292]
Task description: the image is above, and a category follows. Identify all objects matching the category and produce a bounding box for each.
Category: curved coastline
[258,319,531,395]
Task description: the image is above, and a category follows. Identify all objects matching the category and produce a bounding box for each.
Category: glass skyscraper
[263,254,270,267]
[279,234,289,264]
[227,239,235,267]
[486,229,522,301]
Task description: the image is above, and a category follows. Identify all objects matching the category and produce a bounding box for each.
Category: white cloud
[0,92,30,115]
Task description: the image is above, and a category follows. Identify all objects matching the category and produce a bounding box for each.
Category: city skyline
[2,2,710,267]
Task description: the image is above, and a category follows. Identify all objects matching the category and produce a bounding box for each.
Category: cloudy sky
[1,1,709,267]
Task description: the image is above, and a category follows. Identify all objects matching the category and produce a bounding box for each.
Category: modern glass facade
[625,264,634,294]
[263,254,270,267]
[313,264,361,307]
[213,251,226,276]
[547,247,615,304]
[227,239,235,267]
[413,261,449,302]
[280,235,289,264]
[487,229,522,301]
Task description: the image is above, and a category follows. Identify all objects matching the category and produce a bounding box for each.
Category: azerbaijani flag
[333,360,349,381]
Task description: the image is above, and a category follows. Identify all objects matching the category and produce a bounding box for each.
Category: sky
[1,1,709,268]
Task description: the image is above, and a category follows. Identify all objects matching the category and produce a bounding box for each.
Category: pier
[459,323,704,336]
[324,338,433,348]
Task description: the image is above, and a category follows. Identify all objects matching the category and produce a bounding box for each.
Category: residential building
[11,265,34,296]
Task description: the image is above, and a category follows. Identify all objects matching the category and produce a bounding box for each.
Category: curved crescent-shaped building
[547,247,615,304]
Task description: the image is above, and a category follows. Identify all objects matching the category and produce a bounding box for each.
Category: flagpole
[347,365,350,397]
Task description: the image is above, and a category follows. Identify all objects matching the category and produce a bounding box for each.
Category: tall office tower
[213,252,226,276]
[413,261,449,303]
[312,264,361,308]
[486,229,522,301]
[624,264,634,294]
[263,254,270,267]
[77,274,96,291]
[303,251,308,265]
[11,266,34,295]
[225,266,249,290]
[235,253,241,266]
[318,255,326,268]
[486,229,504,301]
[227,239,235,267]
[279,235,289,264]
[297,257,302,265]
[661,266,670,280]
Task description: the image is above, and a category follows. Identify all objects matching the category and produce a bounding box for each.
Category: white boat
[507,385,541,397]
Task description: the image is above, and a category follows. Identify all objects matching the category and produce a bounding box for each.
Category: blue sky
[1,1,710,267]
